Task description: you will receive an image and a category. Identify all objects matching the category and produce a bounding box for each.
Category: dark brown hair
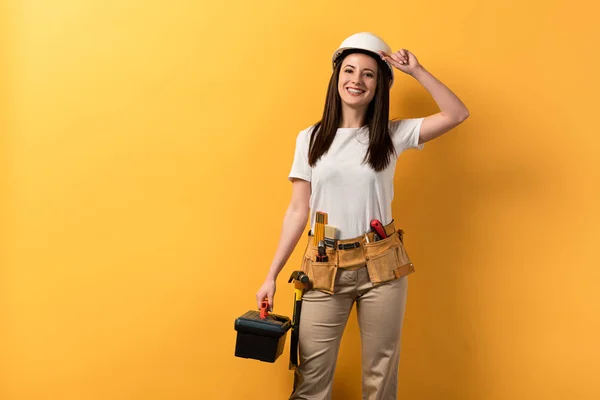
[308,49,395,172]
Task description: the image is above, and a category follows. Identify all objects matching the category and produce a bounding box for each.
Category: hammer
[288,270,308,369]
[288,270,309,285]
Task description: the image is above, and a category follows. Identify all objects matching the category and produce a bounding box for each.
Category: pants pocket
[301,255,337,294]
[364,234,401,284]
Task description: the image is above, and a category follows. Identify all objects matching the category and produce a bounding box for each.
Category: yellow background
[2,1,599,399]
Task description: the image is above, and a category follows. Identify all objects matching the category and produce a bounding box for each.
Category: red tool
[370,219,387,240]
[260,299,269,319]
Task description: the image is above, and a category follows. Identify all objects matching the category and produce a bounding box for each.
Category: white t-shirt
[288,118,424,240]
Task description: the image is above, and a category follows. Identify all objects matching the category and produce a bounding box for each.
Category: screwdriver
[370,219,387,242]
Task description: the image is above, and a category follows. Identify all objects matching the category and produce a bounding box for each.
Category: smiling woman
[255,31,469,400]
[338,55,378,107]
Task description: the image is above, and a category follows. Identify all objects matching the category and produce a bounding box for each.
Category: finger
[380,53,398,67]
[396,55,407,65]
[268,294,274,311]
[256,293,263,309]
[381,51,406,69]
[390,53,403,65]
[379,51,394,64]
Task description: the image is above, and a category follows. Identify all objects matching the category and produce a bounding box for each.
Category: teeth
[348,88,364,94]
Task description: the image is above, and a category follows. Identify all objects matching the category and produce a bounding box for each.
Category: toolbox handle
[260,300,269,319]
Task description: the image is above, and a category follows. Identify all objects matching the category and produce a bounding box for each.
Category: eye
[365,72,374,78]
[344,69,353,73]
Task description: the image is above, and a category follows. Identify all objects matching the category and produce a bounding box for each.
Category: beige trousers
[289,266,408,400]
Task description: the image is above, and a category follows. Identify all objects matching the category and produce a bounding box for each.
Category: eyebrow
[343,64,376,73]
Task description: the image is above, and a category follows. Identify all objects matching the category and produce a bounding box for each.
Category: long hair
[308,49,394,172]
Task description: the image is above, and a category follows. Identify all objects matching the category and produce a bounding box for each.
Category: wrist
[409,65,427,78]
[266,271,278,282]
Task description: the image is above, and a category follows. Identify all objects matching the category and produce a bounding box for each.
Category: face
[337,53,378,109]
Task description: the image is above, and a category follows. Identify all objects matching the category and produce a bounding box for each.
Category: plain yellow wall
[2,1,599,399]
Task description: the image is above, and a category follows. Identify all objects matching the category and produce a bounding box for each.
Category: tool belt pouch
[395,230,415,278]
[301,246,337,294]
[365,231,414,284]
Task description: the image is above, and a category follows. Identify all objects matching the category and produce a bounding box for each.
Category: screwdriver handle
[370,219,387,239]
[260,299,269,319]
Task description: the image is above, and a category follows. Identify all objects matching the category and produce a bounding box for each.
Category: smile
[346,87,365,96]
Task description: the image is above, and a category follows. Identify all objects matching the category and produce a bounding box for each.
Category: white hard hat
[332,32,394,87]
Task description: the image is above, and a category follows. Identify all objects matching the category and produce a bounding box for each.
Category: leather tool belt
[303,220,415,294]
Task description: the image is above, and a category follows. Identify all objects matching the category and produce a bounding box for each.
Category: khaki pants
[290,268,408,400]
[290,222,413,400]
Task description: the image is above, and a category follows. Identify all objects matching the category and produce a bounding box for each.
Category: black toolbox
[234,301,291,363]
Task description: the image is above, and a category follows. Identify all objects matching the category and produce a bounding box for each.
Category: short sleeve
[288,128,312,182]
[390,118,425,153]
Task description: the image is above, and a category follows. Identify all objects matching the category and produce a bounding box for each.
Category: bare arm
[266,179,311,279]
[411,66,470,144]
[256,178,310,310]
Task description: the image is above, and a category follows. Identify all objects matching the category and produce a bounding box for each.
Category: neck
[339,104,368,128]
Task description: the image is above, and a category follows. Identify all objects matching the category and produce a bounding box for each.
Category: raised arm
[380,48,469,143]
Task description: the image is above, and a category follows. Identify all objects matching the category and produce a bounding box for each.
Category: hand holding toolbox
[234,271,308,365]
[234,299,291,363]
[234,212,328,364]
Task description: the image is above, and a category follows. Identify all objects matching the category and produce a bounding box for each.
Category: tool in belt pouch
[301,212,338,294]
[301,245,337,294]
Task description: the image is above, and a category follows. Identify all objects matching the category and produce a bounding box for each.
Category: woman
[255,32,469,399]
